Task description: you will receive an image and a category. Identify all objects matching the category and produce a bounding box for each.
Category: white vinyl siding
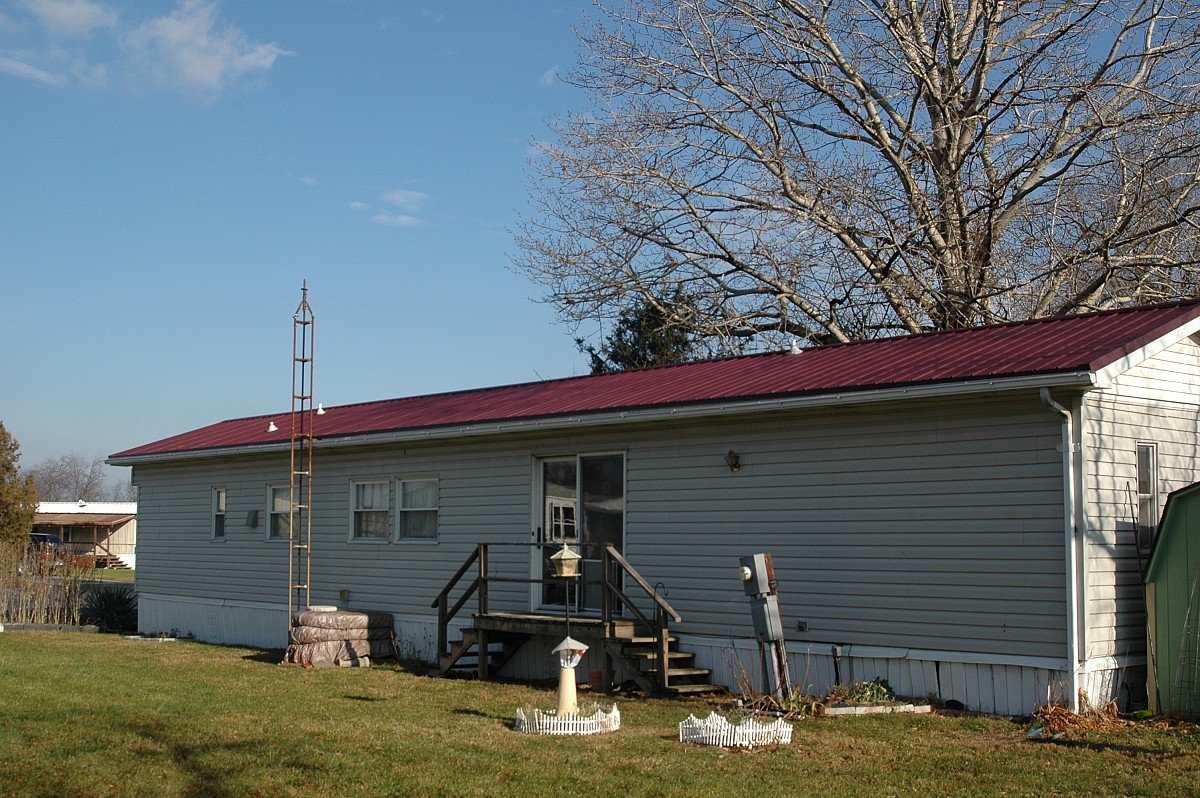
[1084,336,1200,660]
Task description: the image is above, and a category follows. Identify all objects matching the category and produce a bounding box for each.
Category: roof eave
[107,370,1097,467]
[1091,315,1200,388]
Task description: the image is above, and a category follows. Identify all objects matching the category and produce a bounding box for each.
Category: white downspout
[1041,388,1083,711]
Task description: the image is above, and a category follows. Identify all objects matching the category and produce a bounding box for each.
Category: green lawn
[88,567,135,584]
[0,632,1195,797]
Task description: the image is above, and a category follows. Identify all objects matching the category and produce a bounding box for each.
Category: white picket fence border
[514,703,621,736]
[678,712,794,748]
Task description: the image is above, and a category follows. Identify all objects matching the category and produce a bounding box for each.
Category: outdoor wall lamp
[725,449,741,472]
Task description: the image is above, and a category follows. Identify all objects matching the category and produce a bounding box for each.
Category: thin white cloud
[539,66,558,86]
[23,0,117,37]
[124,0,293,96]
[381,188,428,211]
[0,53,65,84]
[0,50,106,87]
[298,175,317,187]
[371,212,423,228]
[349,201,369,211]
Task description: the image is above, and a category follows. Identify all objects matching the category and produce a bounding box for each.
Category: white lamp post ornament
[549,542,583,712]
[553,636,588,715]
[513,541,620,736]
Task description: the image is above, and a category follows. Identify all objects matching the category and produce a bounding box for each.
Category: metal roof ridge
[273,300,1200,417]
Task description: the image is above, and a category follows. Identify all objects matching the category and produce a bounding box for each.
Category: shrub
[1,542,87,625]
[80,585,138,633]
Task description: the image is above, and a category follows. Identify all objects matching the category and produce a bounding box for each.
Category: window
[1137,443,1159,553]
[212,488,226,539]
[546,496,576,542]
[398,478,439,540]
[352,480,390,539]
[269,486,291,540]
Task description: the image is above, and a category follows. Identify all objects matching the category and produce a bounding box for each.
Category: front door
[536,453,624,613]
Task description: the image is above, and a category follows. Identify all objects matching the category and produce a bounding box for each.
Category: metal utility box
[749,595,784,642]
[738,553,772,597]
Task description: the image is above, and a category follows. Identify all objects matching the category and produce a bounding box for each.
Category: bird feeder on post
[549,541,582,637]
[549,541,581,578]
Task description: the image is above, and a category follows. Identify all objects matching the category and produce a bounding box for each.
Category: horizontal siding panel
[132,393,1072,660]
[1082,336,1200,661]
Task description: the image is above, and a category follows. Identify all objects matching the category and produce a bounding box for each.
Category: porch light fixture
[725,450,741,472]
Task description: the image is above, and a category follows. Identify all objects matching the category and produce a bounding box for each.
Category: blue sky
[0,1,600,478]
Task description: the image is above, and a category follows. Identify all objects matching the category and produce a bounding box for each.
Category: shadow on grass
[126,719,298,798]
[1029,736,1187,759]
[239,649,287,665]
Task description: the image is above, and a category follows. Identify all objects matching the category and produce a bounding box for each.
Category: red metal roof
[110,299,1200,461]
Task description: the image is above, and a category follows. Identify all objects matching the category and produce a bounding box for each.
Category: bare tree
[515,0,1200,346]
[29,453,111,503]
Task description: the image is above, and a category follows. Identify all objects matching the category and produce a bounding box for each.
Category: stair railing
[432,542,683,692]
[600,544,681,691]
[431,544,483,662]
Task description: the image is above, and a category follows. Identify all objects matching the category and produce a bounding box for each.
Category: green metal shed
[1145,482,1200,718]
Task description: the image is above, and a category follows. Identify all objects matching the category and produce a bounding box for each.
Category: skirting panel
[683,636,1074,716]
[138,594,440,662]
[138,594,288,649]
[136,596,1140,715]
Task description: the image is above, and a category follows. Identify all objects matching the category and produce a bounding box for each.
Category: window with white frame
[398,478,438,540]
[269,485,291,540]
[212,488,226,539]
[352,480,390,539]
[1137,443,1159,553]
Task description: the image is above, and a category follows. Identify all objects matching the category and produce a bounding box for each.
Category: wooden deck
[434,543,718,695]
[473,611,639,640]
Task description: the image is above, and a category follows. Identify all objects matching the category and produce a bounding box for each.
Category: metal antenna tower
[287,281,316,630]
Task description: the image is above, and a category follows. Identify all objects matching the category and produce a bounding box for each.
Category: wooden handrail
[431,545,481,610]
[432,541,685,693]
[432,544,482,659]
[604,544,681,622]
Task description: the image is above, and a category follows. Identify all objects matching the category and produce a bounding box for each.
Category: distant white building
[33,501,137,570]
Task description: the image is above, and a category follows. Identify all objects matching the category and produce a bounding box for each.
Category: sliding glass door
[536,453,624,612]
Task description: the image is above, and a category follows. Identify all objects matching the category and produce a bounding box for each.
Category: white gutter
[1040,387,1084,711]
[109,370,1097,467]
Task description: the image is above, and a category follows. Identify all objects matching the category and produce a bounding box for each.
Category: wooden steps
[436,616,721,696]
[431,544,718,697]
[616,639,722,696]
[438,628,526,677]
